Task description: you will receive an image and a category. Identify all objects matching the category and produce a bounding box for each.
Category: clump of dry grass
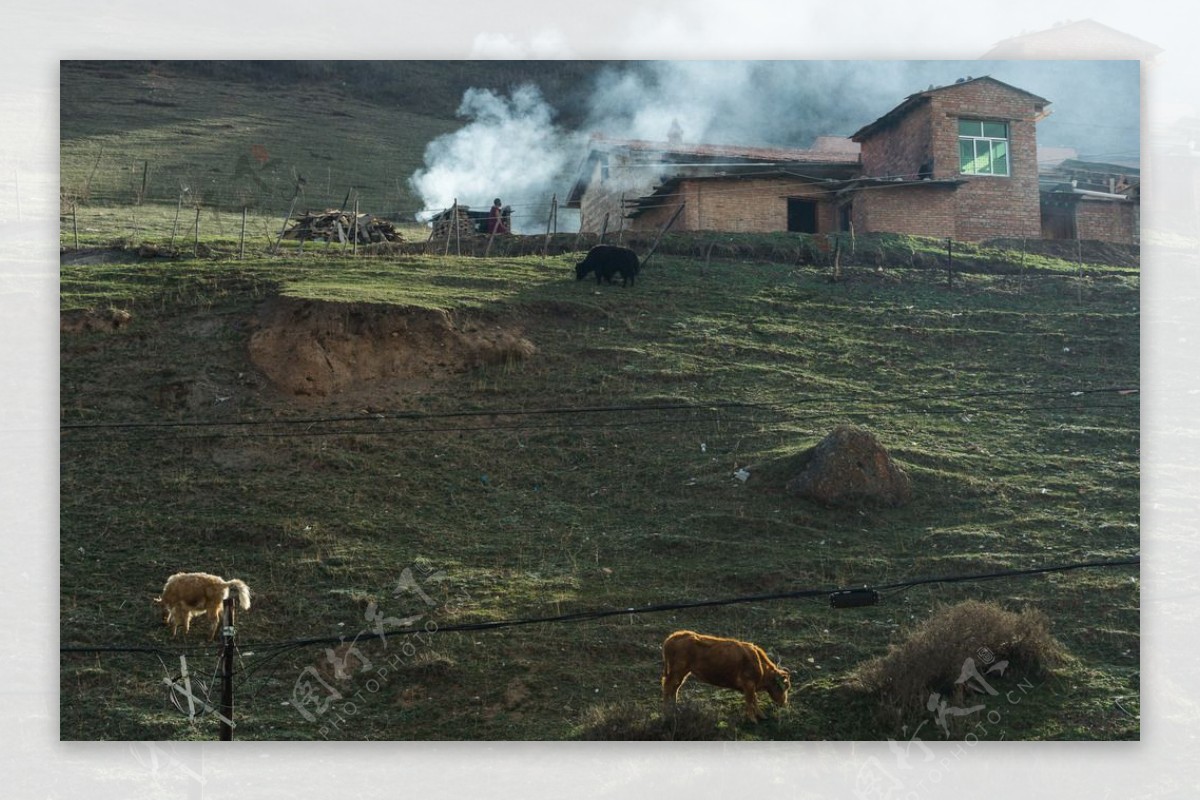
[574,700,726,741]
[848,600,1067,718]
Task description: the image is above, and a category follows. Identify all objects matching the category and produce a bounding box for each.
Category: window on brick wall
[787,198,818,233]
[958,119,1009,176]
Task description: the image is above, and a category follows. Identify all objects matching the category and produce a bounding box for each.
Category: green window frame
[958,119,1010,176]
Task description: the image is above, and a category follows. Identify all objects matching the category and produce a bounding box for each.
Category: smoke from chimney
[408,61,1138,232]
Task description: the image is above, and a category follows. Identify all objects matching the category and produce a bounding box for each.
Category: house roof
[583,135,861,165]
[1039,157,1140,202]
[1057,158,1140,177]
[618,167,867,218]
[850,76,1051,142]
[565,136,860,208]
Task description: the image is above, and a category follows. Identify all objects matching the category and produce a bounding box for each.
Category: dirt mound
[785,425,912,507]
[247,297,535,396]
[61,307,133,333]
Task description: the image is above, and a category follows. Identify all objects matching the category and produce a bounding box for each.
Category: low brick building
[565,76,1138,245]
[1039,158,1140,244]
[565,137,859,235]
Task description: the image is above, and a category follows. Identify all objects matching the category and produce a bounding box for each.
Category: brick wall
[929,81,1043,241]
[859,102,933,179]
[1074,200,1138,243]
[580,79,1057,241]
[598,176,839,234]
[578,152,660,234]
[856,78,1045,242]
[690,177,835,233]
[852,185,956,239]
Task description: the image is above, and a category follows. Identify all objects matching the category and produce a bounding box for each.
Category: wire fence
[61,556,1140,657]
[59,554,1140,739]
[59,161,1141,275]
[58,387,1139,446]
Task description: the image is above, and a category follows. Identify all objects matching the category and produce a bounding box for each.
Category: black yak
[575,245,640,287]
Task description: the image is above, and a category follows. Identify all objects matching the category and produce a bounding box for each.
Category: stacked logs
[282,209,402,244]
[429,205,488,240]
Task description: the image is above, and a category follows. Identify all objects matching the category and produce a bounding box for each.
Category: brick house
[564,136,860,235]
[844,76,1050,242]
[1039,158,1140,244]
[566,76,1138,245]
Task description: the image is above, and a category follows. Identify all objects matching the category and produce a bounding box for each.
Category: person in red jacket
[488,198,509,234]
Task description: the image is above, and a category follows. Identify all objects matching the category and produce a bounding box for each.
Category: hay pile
[847,600,1066,720]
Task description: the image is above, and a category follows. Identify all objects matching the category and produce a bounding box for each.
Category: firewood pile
[429,205,488,240]
[282,209,403,244]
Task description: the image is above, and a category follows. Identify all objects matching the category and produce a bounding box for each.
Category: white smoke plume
[408,61,1139,233]
[408,84,580,233]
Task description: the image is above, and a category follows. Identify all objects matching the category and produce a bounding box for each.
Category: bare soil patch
[60,307,133,334]
[247,296,536,397]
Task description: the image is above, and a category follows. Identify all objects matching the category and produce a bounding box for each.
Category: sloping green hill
[60,60,605,220]
[60,241,1139,741]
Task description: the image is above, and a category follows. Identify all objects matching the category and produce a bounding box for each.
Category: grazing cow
[661,630,791,721]
[155,572,251,640]
[575,245,640,287]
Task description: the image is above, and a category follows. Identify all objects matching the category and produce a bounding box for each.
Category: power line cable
[60,555,1139,656]
[59,386,1137,435]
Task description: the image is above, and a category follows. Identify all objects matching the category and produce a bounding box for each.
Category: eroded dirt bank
[248,296,536,396]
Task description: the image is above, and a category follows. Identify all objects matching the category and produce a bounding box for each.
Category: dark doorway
[839,203,853,232]
[787,198,818,233]
[1041,202,1076,240]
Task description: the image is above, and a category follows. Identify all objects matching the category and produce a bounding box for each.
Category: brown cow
[661,630,791,721]
[155,572,251,639]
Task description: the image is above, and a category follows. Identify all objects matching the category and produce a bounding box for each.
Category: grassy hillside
[60,234,1139,741]
[59,61,1139,742]
[60,60,606,225]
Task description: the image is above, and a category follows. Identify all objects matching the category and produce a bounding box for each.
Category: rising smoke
[408,61,1139,231]
[408,83,582,233]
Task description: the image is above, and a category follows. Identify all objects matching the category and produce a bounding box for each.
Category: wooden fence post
[573,210,584,250]
[170,191,183,250]
[542,194,557,257]
[832,234,842,282]
[274,188,300,255]
[484,211,499,258]
[193,206,201,257]
[1076,237,1084,303]
[640,203,685,270]
[352,197,359,256]
[946,238,953,289]
[72,202,79,250]
[1020,236,1027,292]
[239,207,247,259]
[444,199,457,257]
[617,193,625,246]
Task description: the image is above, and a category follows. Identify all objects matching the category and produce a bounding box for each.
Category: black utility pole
[219,596,235,741]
